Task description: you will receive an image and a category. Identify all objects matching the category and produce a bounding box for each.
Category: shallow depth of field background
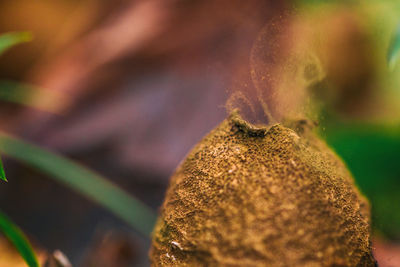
[0,0,399,266]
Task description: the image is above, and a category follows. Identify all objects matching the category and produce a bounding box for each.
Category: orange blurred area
[0,237,46,267]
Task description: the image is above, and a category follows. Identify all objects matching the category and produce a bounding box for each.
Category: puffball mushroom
[150,111,376,266]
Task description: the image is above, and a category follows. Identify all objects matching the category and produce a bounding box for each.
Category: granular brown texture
[150,111,376,266]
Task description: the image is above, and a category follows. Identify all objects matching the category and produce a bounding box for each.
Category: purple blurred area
[0,0,285,265]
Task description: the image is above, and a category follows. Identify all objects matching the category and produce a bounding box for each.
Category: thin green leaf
[0,32,33,56]
[0,157,6,182]
[0,81,33,105]
[388,24,400,70]
[0,133,156,236]
[0,80,61,112]
[0,210,39,267]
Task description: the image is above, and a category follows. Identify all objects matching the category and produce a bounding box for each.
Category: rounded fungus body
[150,111,376,266]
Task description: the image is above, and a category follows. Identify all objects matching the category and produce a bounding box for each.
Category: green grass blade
[388,24,400,70]
[0,81,61,112]
[0,157,6,182]
[0,210,39,267]
[0,133,157,236]
[0,81,34,105]
[0,32,33,56]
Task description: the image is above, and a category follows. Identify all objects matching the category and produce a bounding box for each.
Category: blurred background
[0,0,399,266]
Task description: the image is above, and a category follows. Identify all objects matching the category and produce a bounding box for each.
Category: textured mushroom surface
[150,112,376,266]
